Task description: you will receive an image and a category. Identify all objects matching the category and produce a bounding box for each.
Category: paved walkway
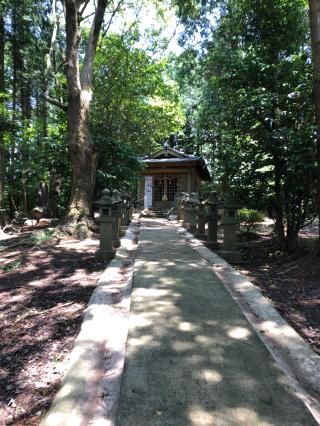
[117,218,316,426]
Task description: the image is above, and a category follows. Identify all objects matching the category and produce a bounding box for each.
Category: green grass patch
[30,229,56,244]
[0,259,22,272]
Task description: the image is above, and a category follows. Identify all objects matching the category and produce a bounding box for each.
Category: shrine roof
[140,146,199,161]
[141,157,198,164]
[139,146,211,181]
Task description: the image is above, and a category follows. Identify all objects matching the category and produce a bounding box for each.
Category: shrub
[238,208,265,233]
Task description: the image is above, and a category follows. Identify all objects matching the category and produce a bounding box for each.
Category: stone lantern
[178,192,187,223]
[128,191,133,220]
[95,189,115,260]
[188,192,200,233]
[223,193,241,250]
[196,200,206,238]
[112,190,122,246]
[216,192,243,263]
[206,191,222,249]
[182,192,191,228]
[120,188,131,226]
[174,192,183,220]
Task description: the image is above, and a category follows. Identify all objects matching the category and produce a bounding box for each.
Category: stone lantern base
[120,225,127,237]
[95,248,115,261]
[206,241,220,250]
[215,249,243,264]
[195,232,207,240]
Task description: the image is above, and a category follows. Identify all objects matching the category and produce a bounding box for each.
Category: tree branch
[64,0,82,97]
[79,11,96,22]
[44,94,67,111]
[46,0,58,73]
[102,0,125,38]
[81,0,108,90]
[79,0,90,19]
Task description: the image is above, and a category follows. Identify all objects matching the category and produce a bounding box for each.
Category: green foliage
[0,0,70,217]
[1,0,316,252]
[175,0,315,249]
[0,259,22,272]
[0,3,185,215]
[92,32,185,193]
[238,208,265,233]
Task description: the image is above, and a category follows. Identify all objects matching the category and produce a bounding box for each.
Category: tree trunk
[8,6,19,217]
[66,93,98,221]
[0,14,5,211]
[273,158,286,249]
[63,0,108,234]
[286,223,299,252]
[48,174,61,217]
[308,0,320,244]
[20,78,31,214]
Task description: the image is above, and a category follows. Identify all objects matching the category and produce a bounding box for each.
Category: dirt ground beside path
[235,227,320,356]
[0,231,105,425]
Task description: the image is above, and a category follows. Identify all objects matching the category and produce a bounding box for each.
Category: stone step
[142,209,168,218]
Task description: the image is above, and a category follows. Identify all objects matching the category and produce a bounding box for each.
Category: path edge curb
[172,222,320,413]
[40,215,141,426]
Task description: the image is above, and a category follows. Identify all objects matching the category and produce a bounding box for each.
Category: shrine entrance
[154,177,177,207]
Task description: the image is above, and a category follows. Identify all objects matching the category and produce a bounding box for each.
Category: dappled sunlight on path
[117,218,316,426]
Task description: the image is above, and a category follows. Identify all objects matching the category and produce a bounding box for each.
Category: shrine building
[138,144,211,210]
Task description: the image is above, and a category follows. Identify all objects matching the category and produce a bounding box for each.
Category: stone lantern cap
[112,189,122,204]
[120,188,131,201]
[223,193,242,209]
[188,192,200,206]
[94,189,117,219]
[207,191,223,206]
[181,192,190,204]
[94,189,114,208]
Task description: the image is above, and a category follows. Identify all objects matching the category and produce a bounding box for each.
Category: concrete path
[117,218,317,426]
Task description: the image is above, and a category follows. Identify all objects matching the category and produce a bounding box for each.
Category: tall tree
[0,10,5,211]
[63,0,108,234]
[308,0,320,245]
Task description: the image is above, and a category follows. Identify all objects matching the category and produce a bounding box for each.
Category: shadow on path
[117,218,316,426]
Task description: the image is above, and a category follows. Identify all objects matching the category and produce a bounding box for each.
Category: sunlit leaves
[91,32,184,189]
[174,0,315,246]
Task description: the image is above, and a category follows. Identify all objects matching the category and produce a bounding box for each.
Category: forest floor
[0,228,105,426]
[0,222,319,425]
[234,221,320,356]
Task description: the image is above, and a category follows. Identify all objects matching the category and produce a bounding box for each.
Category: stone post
[223,193,239,251]
[112,190,122,247]
[189,192,200,233]
[196,202,206,238]
[120,188,131,226]
[128,192,133,220]
[182,193,191,229]
[179,192,187,223]
[217,193,242,263]
[206,191,221,249]
[174,192,182,220]
[95,189,115,260]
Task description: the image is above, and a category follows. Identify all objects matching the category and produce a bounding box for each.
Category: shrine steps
[141,208,168,218]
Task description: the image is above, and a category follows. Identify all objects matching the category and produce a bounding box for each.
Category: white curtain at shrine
[144,176,153,208]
